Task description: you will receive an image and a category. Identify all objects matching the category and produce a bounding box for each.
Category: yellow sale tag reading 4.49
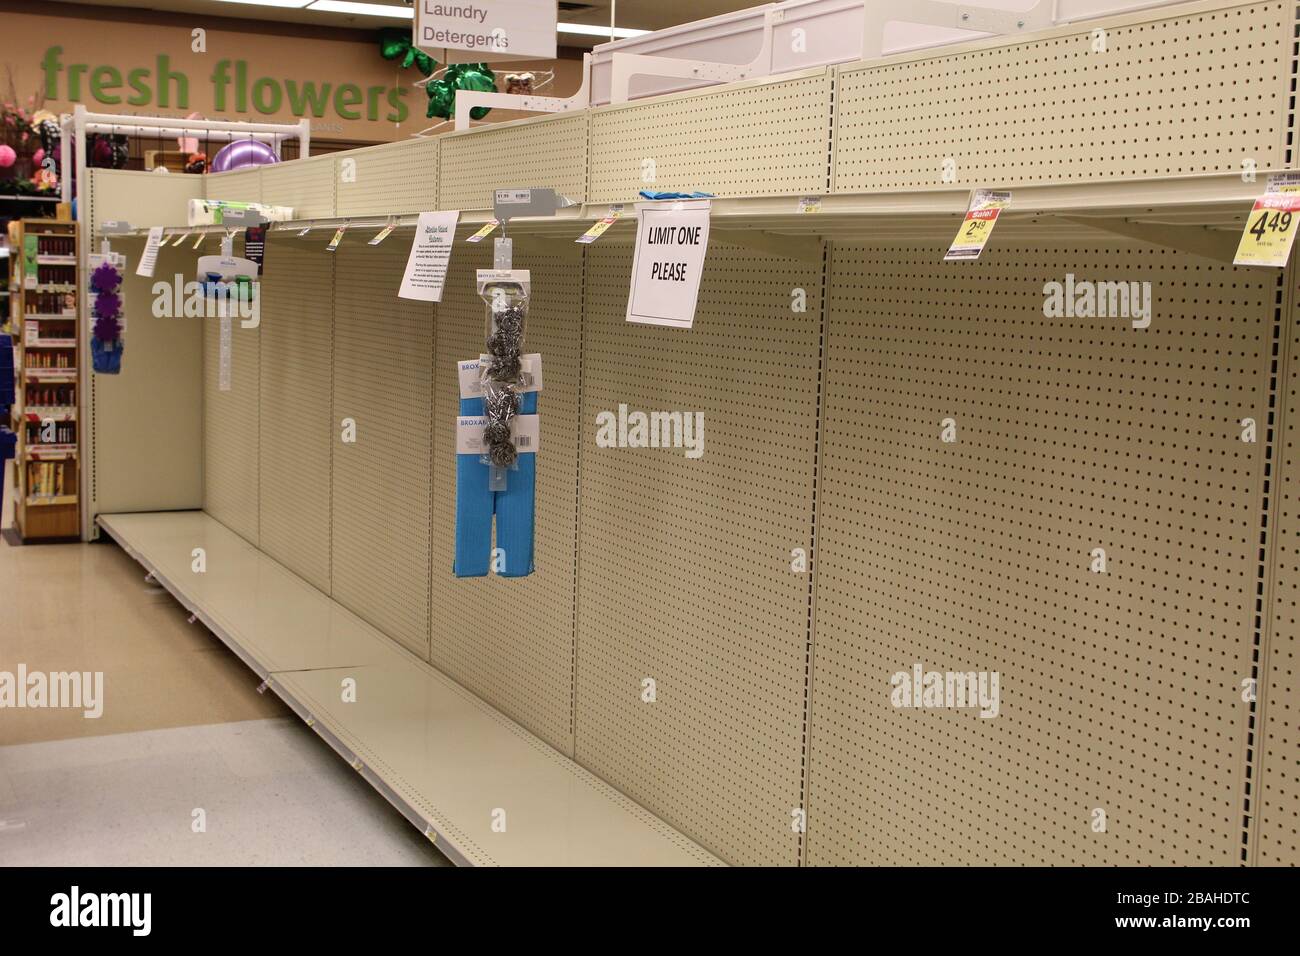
[1235,177,1300,267]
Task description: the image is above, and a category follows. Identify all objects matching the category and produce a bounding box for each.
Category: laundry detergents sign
[416,1,557,60]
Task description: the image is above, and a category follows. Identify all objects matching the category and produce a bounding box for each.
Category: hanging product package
[454,269,540,578]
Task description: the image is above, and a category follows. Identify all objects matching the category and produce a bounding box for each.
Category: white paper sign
[136,226,164,277]
[416,1,556,60]
[626,201,711,329]
[399,211,459,302]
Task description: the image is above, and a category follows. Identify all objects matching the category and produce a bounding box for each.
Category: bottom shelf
[96,510,723,867]
[15,499,78,539]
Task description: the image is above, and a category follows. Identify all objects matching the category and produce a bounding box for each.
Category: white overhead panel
[415,0,558,60]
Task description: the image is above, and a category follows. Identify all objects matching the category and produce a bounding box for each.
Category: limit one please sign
[626,200,711,329]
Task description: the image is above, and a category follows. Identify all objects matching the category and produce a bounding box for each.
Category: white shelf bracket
[608,10,778,105]
[713,227,823,265]
[863,0,1055,60]
[1055,215,1239,265]
[454,54,594,131]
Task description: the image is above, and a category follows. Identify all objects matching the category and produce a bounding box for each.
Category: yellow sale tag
[798,196,822,214]
[175,231,192,247]
[326,225,347,251]
[575,217,617,244]
[466,219,499,243]
[156,234,171,248]
[368,223,396,245]
[1234,175,1300,267]
[193,232,205,249]
[945,189,1011,261]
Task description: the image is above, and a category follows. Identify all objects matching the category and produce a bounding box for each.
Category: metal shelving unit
[74,0,1300,866]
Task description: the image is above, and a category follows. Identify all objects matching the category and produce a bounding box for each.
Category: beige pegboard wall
[205,168,263,204]
[833,0,1296,192]
[330,236,435,659]
[573,242,821,866]
[259,152,336,219]
[335,138,439,218]
[257,239,334,594]
[428,243,582,756]
[805,240,1270,865]
[1255,267,1299,866]
[202,239,261,547]
[588,70,833,204]
[437,112,588,211]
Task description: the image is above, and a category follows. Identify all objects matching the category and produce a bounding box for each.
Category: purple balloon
[210,138,280,173]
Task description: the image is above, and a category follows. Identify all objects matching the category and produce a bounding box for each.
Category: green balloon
[456,67,497,120]
[425,78,457,120]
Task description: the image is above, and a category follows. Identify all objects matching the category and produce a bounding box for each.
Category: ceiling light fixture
[307,1,414,18]
[215,0,314,9]
[557,22,648,39]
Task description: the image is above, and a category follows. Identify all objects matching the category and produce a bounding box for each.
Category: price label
[798,196,822,214]
[175,231,192,247]
[193,232,206,250]
[576,217,617,244]
[368,222,396,245]
[1234,175,1300,267]
[945,189,1011,261]
[466,219,499,243]
[297,225,313,238]
[326,225,347,251]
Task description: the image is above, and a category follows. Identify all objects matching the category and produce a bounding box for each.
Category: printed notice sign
[626,200,711,329]
[136,226,164,277]
[416,1,557,60]
[399,211,460,302]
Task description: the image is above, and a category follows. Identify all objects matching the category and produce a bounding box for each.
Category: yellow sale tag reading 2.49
[946,190,1011,261]
[1235,179,1300,267]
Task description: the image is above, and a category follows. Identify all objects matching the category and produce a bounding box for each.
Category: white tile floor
[0,717,451,866]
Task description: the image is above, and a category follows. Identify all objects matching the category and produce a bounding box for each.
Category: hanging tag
[244,226,266,275]
[220,231,235,258]
[1234,173,1300,267]
[193,232,206,250]
[369,220,396,245]
[466,219,499,243]
[326,224,347,251]
[297,224,313,238]
[945,189,1011,261]
[156,233,172,248]
[135,226,164,277]
[174,231,192,248]
[576,217,617,244]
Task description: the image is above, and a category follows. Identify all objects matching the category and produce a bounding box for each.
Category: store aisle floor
[0,469,449,865]
[0,718,448,865]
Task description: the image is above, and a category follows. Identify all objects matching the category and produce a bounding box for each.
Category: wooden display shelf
[6,217,80,542]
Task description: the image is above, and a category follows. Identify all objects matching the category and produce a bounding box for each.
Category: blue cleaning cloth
[638,190,716,200]
[453,389,537,578]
